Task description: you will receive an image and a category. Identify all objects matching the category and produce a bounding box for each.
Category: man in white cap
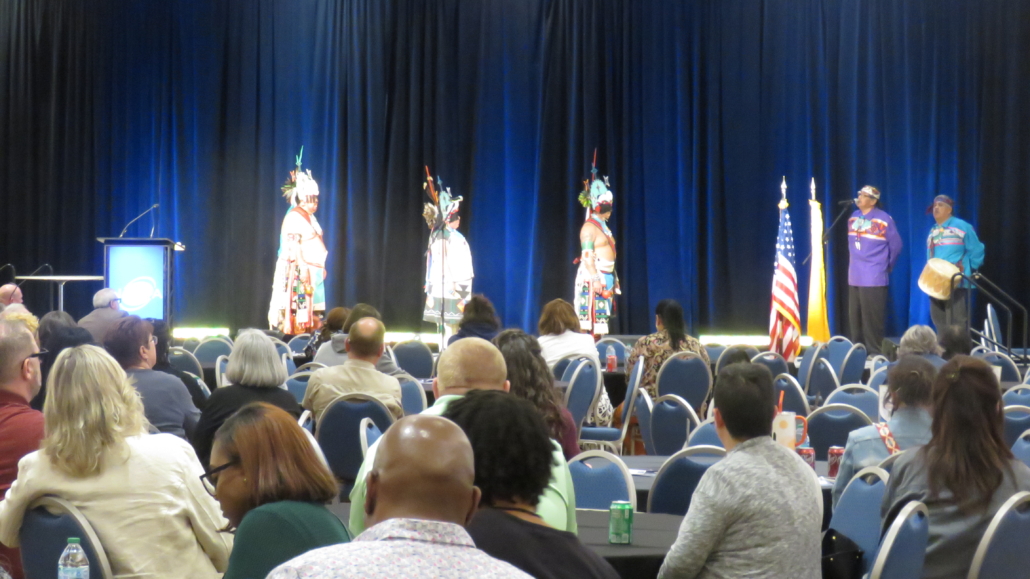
[846,186,902,354]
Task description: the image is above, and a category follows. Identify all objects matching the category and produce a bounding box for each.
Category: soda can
[796,446,816,470]
[828,446,845,478]
[608,501,633,544]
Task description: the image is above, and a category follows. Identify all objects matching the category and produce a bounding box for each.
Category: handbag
[821,528,863,579]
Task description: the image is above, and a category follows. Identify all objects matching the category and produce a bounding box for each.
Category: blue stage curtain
[2,0,1029,340]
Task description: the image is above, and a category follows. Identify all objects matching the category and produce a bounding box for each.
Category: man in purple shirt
[847,186,903,355]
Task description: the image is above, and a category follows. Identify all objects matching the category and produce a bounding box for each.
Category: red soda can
[828,446,845,478]
[796,447,816,470]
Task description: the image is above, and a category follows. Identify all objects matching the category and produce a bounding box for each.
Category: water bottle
[58,537,89,579]
[606,345,617,372]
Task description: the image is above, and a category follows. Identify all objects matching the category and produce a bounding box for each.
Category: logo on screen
[118,277,163,313]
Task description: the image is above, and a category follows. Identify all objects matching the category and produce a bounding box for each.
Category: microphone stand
[802,203,853,266]
[119,204,159,238]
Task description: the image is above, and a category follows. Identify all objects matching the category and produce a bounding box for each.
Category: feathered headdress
[422,166,462,230]
[577,149,613,213]
[281,146,320,205]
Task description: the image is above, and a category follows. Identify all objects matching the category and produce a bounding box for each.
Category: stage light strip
[699,335,814,348]
[172,327,231,340]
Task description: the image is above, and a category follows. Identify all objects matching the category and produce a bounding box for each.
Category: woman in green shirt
[202,403,350,579]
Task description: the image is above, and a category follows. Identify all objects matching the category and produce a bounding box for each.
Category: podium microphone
[16,264,52,287]
[119,204,160,238]
[837,199,857,206]
[0,264,14,281]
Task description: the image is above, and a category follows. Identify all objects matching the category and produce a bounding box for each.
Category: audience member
[0,307,36,334]
[0,320,44,579]
[207,403,349,579]
[448,295,501,345]
[627,299,711,408]
[269,414,531,579]
[150,318,209,411]
[881,356,1030,578]
[193,330,301,465]
[33,325,92,411]
[536,298,599,368]
[938,324,973,361]
[305,318,403,421]
[0,345,231,578]
[897,324,946,368]
[832,355,936,508]
[658,364,821,579]
[305,306,350,358]
[349,337,577,535]
[0,286,21,307]
[36,310,75,349]
[104,316,200,439]
[312,303,415,383]
[493,329,580,459]
[447,391,620,579]
[77,288,127,343]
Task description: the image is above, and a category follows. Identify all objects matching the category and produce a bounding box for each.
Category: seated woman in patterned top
[626,299,710,411]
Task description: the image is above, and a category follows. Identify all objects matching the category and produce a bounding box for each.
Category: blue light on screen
[107,245,166,319]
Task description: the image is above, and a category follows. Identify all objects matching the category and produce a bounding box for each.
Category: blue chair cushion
[580,426,621,442]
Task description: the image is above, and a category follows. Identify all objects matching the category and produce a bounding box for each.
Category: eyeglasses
[23,349,48,366]
[199,460,237,496]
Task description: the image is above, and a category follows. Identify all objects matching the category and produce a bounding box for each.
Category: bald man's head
[0,285,22,306]
[346,317,385,360]
[435,338,508,396]
[364,415,480,528]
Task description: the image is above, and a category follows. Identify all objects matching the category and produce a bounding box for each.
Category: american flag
[769,204,801,361]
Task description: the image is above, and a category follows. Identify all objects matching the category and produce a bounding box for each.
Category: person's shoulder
[268,542,361,578]
[845,423,883,445]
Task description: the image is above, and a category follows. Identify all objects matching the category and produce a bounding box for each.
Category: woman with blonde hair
[0,345,231,578]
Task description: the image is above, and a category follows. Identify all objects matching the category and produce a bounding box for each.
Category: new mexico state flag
[808,198,831,342]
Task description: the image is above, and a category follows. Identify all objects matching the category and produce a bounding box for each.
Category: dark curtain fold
[2,0,1029,341]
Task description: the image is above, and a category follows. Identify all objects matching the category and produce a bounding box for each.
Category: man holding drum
[924,195,985,331]
[847,186,902,355]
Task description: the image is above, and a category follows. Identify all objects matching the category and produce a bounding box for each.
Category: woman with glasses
[0,345,230,578]
[881,355,1030,577]
[204,402,348,579]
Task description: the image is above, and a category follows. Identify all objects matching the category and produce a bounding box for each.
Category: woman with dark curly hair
[443,390,618,579]
[448,295,501,345]
[493,329,579,459]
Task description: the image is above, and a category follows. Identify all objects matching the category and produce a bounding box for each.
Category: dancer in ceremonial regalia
[575,153,619,337]
[422,168,474,343]
[268,148,328,334]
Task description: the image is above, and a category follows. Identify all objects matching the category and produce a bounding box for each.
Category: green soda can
[608,501,633,544]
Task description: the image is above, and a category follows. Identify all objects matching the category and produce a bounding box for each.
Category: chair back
[1004,385,1030,408]
[399,380,428,415]
[215,354,230,388]
[983,352,1022,383]
[392,341,435,379]
[1003,406,1030,448]
[715,345,760,374]
[704,344,726,365]
[285,372,312,403]
[969,491,1030,579]
[648,446,726,515]
[358,417,383,457]
[825,385,880,422]
[651,394,702,455]
[830,467,890,575]
[809,357,841,401]
[877,449,906,474]
[773,373,811,415]
[1012,429,1030,469]
[686,418,723,449]
[798,343,827,394]
[869,501,930,579]
[184,371,211,399]
[869,355,889,375]
[288,333,312,353]
[270,338,290,359]
[752,352,790,379]
[552,354,584,379]
[596,338,627,363]
[568,451,636,511]
[971,345,991,358]
[193,338,232,366]
[20,496,114,579]
[563,359,601,434]
[826,336,854,377]
[182,337,200,352]
[634,390,656,455]
[168,347,203,376]
[840,343,868,385]
[656,351,712,412]
[281,352,297,375]
[807,404,873,460]
[316,394,396,482]
[867,367,888,391]
[296,362,326,373]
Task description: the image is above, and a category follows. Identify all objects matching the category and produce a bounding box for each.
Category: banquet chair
[552,354,586,380]
[808,358,841,403]
[564,358,602,439]
[1003,406,1030,448]
[869,355,889,375]
[399,379,427,416]
[839,343,868,385]
[1004,385,1030,408]
[1012,430,1030,469]
[651,394,701,455]
[295,362,326,373]
[285,372,313,403]
[797,342,827,394]
[877,450,907,475]
[392,340,435,379]
[595,338,627,364]
[968,491,1030,579]
[868,501,929,579]
[867,367,888,391]
[20,496,114,579]
[825,384,880,422]
[685,418,723,449]
[773,373,811,416]
[714,345,760,374]
[830,467,890,575]
[581,356,644,453]
[358,417,383,457]
[282,352,297,375]
[288,333,311,353]
[825,336,854,378]
[193,337,232,367]
[568,451,637,511]
[634,390,656,455]
[648,446,726,515]
[807,404,873,460]
[271,338,290,358]
[215,355,229,388]
[982,351,1022,383]
[656,351,712,413]
[316,394,396,484]
[168,347,203,377]
[184,371,211,399]
[704,344,727,366]
[182,337,200,353]
[752,352,790,380]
